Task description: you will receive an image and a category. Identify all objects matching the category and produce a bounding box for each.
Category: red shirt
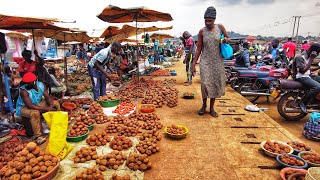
[283,42,297,58]
[17,60,36,73]
[186,37,194,47]
[302,43,311,51]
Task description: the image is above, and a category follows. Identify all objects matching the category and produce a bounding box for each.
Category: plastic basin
[66,129,89,142]
[298,151,320,167]
[35,162,60,180]
[276,154,308,169]
[287,141,312,155]
[260,140,294,158]
[164,125,189,139]
[183,93,195,99]
[140,104,156,113]
[280,167,307,180]
[97,99,120,107]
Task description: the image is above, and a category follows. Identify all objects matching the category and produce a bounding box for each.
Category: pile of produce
[280,155,305,166]
[301,152,320,164]
[73,167,104,180]
[118,126,139,137]
[143,67,160,76]
[95,114,111,124]
[263,140,291,154]
[139,131,162,141]
[140,119,163,131]
[98,94,119,101]
[287,142,311,151]
[96,151,126,171]
[150,69,170,76]
[74,147,98,163]
[283,169,306,180]
[110,173,131,180]
[68,122,88,137]
[76,112,95,127]
[68,70,92,95]
[109,136,133,151]
[0,142,26,170]
[110,74,120,81]
[136,140,160,156]
[126,154,152,171]
[0,142,59,179]
[112,102,136,115]
[86,132,111,146]
[166,125,186,135]
[129,112,160,121]
[88,102,103,115]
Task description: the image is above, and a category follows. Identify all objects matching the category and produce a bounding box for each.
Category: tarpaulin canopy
[100,26,120,38]
[143,33,174,41]
[4,31,29,39]
[97,5,173,23]
[31,29,91,43]
[0,14,64,30]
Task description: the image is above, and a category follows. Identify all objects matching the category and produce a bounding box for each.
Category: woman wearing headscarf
[182,31,196,86]
[192,6,230,117]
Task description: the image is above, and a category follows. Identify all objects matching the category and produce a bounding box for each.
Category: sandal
[198,107,206,115]
[34,135,47,145]
[210,111,219,117]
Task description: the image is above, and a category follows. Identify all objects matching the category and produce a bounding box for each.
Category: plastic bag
[309,112,320,125]
[43,111,73,159]
[217,25,233,59]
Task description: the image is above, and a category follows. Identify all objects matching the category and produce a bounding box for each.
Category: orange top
[17,60,36,73]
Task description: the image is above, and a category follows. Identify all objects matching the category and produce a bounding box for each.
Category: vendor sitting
[48,67,66,99]
[15,72,60,138]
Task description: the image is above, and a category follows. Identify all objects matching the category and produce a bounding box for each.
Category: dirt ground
[46,56,319,180]
[253,97,320,152]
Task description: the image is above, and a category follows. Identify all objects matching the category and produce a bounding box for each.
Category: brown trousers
[21,100,60,136]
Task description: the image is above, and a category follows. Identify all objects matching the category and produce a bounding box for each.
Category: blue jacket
[235,48,250,67]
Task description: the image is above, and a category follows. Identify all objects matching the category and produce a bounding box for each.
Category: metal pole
[0,55,5,114]
[63,33,69,94]
[292,16,297,39]
[295,16,301,40]
[135,16,139,80]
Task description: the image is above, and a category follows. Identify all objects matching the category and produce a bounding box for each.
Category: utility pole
[295,16,302,40]
[292,16,297,39]
[307,32,311,38]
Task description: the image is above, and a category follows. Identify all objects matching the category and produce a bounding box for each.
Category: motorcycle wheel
[237,82,260,102]
[277,92,308,121]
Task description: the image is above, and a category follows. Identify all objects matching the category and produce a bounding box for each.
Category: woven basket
[306,167,320,180]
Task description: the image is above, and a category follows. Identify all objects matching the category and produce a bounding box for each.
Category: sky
[1,0,320,38]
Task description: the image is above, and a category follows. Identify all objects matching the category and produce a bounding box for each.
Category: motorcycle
[277,79,320,121]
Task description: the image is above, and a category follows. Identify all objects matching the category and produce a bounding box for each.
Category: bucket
[306,167,320,180]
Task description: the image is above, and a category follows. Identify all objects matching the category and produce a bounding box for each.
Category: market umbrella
[0,14,62,116]
[31,29,91,93]
[104,24,139,43]
[97,5,173,77]
[100,26,120,38]
[4,31,29,39]
[149,33,174,40]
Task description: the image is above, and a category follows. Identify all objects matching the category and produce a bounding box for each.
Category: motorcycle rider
[234,42,250,67]
[292,43,320,114]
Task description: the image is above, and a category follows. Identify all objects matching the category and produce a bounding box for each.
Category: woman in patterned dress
[192,6,230,117]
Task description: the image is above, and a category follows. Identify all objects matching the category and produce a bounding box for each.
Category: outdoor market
[0,1,320,180]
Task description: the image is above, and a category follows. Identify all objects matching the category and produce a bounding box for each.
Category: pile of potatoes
[139,131,162,142]
[0,142,26,170]
[288,142,311,151]
[126,154,152,171]
[167,125,186,135]
[96,151,126,171]
[109,136,133,151]
[118,126,139,137]
[88,102,103,115]
[280,155,305,166]
[301,152,320,164]
[86,132,111,146]
[129,112,160,122]
[136,140,160,156]
[74,147,98,163]
[141,94,164,108]
[95,114,111,124]
[105,123,123,134]
[141,120,163,131]
[283,169,305,180]
[73,167,104,180]
[76,112,95,126]
[98,94,119,101]
[110,173,130,180]
[263,140,291,154]
[0,142,59,179]
[68,122,88,137]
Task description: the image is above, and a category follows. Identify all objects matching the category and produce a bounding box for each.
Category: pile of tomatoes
[112,102,136,115]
